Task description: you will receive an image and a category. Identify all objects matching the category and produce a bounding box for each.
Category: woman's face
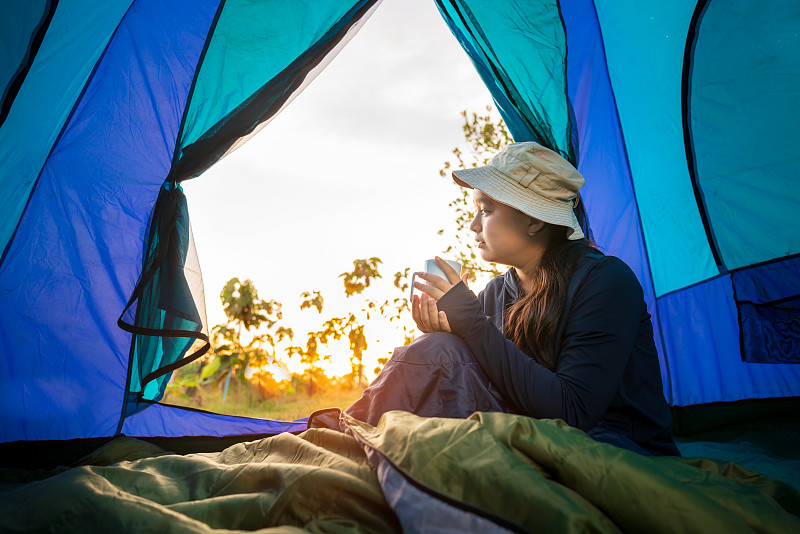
[470,190,542,267]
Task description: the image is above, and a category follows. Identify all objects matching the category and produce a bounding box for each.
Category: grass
[163,382,365,421]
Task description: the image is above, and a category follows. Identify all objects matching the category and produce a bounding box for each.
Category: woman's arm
[436,257,643,431]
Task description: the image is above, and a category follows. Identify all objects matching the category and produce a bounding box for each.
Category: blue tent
[1,0,798,449]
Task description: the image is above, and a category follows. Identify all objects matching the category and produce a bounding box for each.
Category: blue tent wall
[558,0,672,395]
[0,0,798,444]
[0,1,133,260]
[0,0,220,441]
[0,0,377,442]
[0,0,300,441]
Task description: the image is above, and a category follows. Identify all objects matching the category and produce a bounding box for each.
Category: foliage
[340,260,416,387]
[248,369,292,399]
[299,290,324,313]
[387,268,415,346]
[164,371,200,402]
[220,277,282,330]
[438,107,512,280]
[286,331,333,397]
[203,278,293,391]
[339,257,382,297]
[288,258,411,394]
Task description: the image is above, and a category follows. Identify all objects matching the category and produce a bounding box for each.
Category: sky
[181,0,501,379]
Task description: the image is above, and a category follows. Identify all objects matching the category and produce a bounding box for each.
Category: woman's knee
[394,332,474,365]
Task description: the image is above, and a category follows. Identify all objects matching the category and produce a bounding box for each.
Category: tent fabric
[0,0,219,442]
[433,0,576,163]
[0,0,799,446]
[0,0,54,125]
[121,402,306,438]
[685,0,800,366]
[593,1,719,298]
[176,0,371,165]
[172,0,381,181]
[117,182,209,415]
[732,256,800,364]
[0,0,133,261]
[687,0,800,271]
[0,0,375,442]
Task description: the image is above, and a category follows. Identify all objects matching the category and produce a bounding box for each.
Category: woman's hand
[411,257,469,333]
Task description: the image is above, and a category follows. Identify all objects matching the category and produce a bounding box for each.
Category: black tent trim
[169,0,380,183]
[0,0,60,127]
[681,0,725,272]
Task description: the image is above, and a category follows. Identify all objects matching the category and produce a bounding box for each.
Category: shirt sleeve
[436,258,643,430]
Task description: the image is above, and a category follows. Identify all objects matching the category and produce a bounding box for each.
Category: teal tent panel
[434,0,573,160]
[594,1,718,297]
[689,0,800,270]
[0,0,132,258]
[177,0,361,159]
[0,0,48,107]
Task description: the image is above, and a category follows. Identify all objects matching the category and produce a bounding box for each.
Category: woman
[347,142,678,456]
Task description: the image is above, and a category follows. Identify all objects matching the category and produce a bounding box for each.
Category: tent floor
[3,401,799,492]
[675,410,800,491]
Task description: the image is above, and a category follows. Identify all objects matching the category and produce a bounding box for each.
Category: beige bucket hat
[452,142,585,240]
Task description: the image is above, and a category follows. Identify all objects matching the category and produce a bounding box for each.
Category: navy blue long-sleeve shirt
[437,252,678,456]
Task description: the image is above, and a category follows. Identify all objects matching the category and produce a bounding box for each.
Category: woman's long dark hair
[504,225,597,370]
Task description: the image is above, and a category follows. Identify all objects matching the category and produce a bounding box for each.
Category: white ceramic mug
[409,258,462,303]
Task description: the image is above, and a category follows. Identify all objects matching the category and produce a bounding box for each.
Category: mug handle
[409,271,417,305]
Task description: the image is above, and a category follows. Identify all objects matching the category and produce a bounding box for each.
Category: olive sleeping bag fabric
[2,410,798,533]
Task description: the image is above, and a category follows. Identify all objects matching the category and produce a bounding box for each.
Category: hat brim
[452,166,584,240]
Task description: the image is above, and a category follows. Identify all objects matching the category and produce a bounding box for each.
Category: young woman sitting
[346,142,678,456]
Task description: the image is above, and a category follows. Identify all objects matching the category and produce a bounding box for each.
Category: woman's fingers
[415,272,449,293]
[413,279,446,300]
[424,293,439,329]
[434,256,463,285]
[411,293,449,333]
[461,272,469,289]
[411,294,430,332]
[438,310,451,332]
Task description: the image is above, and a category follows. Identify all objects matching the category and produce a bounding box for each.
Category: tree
[203,278,292,404]
[286,290,334,397]
[387,267,415,347]
[339,258,416,386]
[286,329,332,397]
[438,107,512,281]
[339,257,382,297]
